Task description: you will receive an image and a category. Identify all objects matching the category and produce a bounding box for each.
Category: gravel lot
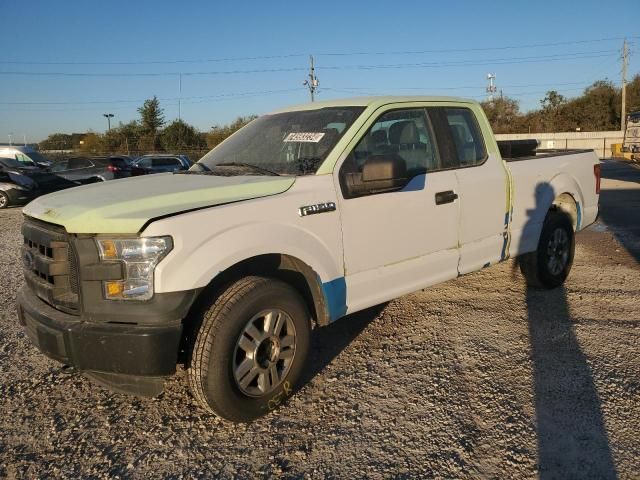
[0,161,638,479]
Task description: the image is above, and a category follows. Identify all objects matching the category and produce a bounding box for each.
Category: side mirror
[341,154,408,198]
[361,155,407,192]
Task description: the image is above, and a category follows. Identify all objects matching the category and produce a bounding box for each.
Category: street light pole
[103,113,114,131]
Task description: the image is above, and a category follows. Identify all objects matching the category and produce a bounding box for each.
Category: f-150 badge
[298,202,336,217]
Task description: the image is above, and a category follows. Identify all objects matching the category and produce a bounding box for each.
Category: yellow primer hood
[23,173,295,234]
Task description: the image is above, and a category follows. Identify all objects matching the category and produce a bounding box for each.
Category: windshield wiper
[215,162,280,176]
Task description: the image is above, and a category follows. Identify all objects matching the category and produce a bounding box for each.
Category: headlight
[96,236,172,301]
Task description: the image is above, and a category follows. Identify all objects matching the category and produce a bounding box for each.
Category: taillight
[594,164,601,194]
[107,165,119,173]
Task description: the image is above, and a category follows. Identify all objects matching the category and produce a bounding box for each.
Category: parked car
[50,156,133,182]
[0,157,78,208]
[131,154,191,175]
[0,146,53,169]
[17,96,600,422]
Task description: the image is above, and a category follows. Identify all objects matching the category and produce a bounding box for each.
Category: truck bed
[506,148,600,258]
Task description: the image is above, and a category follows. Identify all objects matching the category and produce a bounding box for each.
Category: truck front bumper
[17,286,185,396]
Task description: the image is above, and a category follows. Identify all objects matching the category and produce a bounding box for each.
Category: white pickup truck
[17,96,600,422]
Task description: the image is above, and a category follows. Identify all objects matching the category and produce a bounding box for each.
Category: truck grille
[22,218,79,314]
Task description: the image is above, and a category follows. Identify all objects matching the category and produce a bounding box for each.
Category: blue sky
[0,0,638,142]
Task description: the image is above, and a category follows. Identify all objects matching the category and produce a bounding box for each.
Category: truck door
[336,106,460,313]
[428,106,509,274]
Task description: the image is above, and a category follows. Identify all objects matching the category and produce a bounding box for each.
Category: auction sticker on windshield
[284,132,325,143]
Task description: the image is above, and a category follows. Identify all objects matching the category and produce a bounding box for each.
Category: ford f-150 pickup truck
[16,96,600,422]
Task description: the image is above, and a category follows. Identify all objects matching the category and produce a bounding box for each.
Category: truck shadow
[518,182,617,479]
[299,303,387,388]
[525,285,617,479]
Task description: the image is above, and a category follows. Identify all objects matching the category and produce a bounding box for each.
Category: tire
[188,276,311,422]
[519,209,575,289]
[0,191,9,209]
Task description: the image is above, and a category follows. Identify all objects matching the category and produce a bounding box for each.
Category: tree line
[481,75,640,134]
[39,96,256,158]
[40,75,640,156]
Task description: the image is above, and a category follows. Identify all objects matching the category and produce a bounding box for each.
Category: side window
[50,161,68,172]
[343,109,439,173]
[67,158,93,169]
[153,158,181,167]
[340,108,439,198]
[444,108,486,166]
[137,158,152,168]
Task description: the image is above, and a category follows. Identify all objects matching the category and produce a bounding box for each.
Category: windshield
[198,107,364,176]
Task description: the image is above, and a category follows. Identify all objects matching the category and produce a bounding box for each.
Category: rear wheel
[519,209,575,289]
[188,276,311,422]
[0,191,9,209]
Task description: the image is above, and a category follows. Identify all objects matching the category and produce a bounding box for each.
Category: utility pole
[486,73,497,102]
[304,55,319,102]
[621,39,628,132]
[103,113,114,131]
[178,73,182,121]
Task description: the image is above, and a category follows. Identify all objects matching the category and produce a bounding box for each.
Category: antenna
[486,73,497,102]
[303,55,319,102]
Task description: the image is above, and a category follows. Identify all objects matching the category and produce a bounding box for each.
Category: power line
[318,51,616,71]
[0,89,303,112]
[316,36,640,57]
[0,53,307,66]
[0,50,617,78]
[2,35,637,66]
[326,81,597,92]
[0,79,605,106]
[0,67,307,77]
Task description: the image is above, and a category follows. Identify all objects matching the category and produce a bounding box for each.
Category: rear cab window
[427,107,487,168]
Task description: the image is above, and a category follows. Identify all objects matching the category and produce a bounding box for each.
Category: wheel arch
[188,253,335,330]
[548,172,584,231]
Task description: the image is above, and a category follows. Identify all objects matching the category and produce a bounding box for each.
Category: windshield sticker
[284,132,325,143]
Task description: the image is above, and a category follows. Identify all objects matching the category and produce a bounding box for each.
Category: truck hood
[23,173,296,234]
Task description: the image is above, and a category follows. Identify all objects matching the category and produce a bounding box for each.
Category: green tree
[206,115,257,149]
[137,96,165,134]
[39,133,74,151]
[563,80,618,131]
[480,97,521,134]
[624,74,640,117]
[78,132,104,153]
[160,119,204,151]
[540,90,567,131]
[102,121,144,154]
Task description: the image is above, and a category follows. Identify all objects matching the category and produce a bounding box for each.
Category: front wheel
[188,276,311,422]
[519,209,575,289]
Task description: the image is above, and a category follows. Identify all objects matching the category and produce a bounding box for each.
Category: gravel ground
[0,161,638,479]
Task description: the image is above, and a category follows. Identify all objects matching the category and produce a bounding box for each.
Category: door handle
[435,190,458,205]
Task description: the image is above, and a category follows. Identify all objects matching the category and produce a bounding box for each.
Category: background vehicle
[16,97,600,422]
[131,154,192,175]
[0,157,78,208]
[50,156,133,182]
[0,146,52,170]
